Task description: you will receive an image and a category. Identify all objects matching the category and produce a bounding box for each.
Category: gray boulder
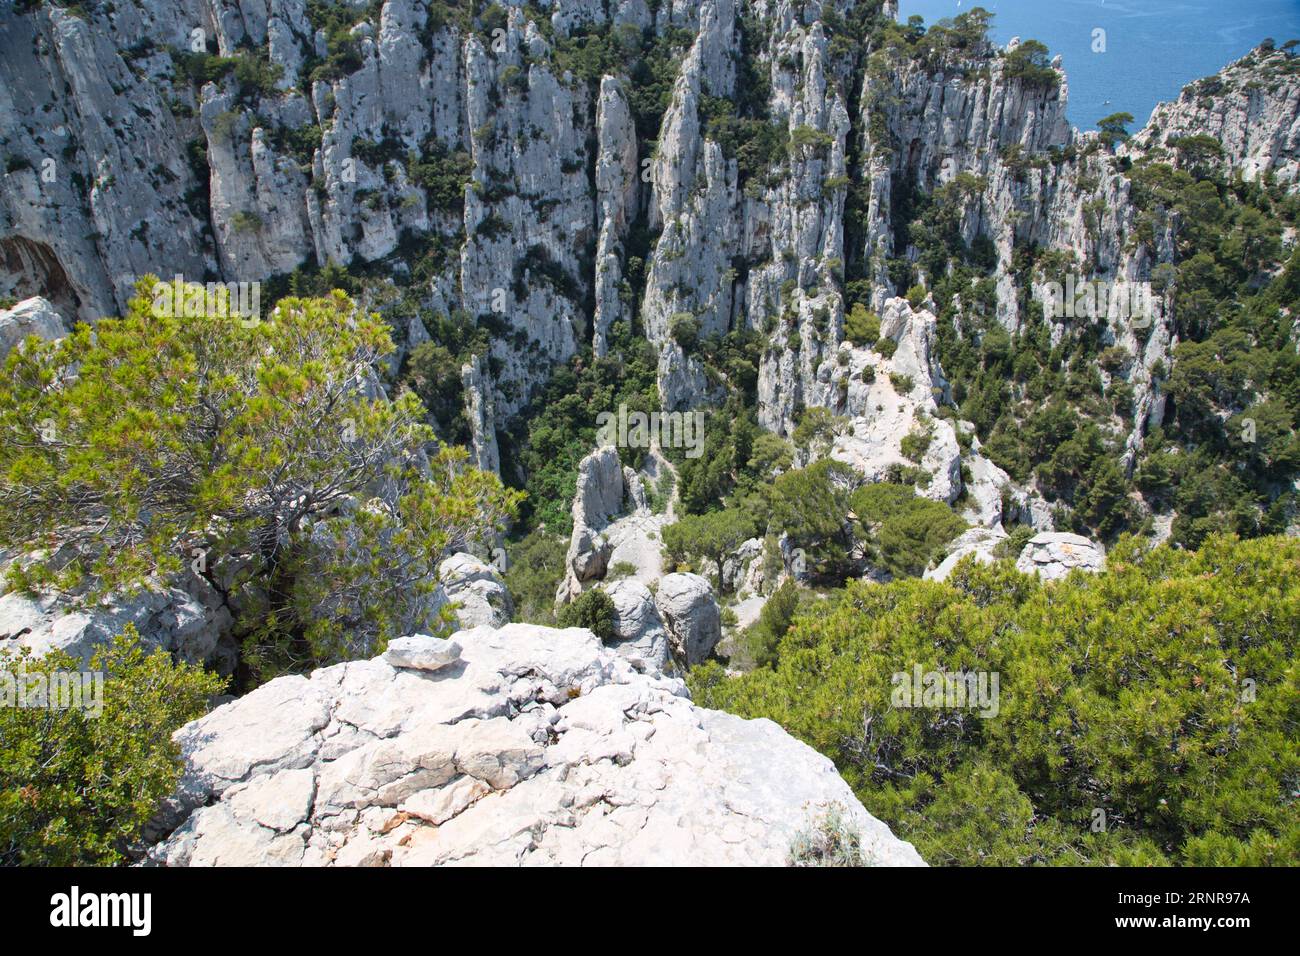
[382,635,462,672]
[722,536,765,596]
[435,552,512,629]
[1015,532,1106,581]
[602,579,669,674]
[0,297,67,357]
[653,572,722,667]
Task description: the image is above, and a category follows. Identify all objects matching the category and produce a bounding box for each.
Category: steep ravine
[2,0,1298,525]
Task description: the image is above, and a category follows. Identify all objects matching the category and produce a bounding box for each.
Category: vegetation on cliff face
[910,44,1300,548]
[691,534,1300,866]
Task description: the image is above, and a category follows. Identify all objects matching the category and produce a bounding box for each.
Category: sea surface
[897,0,1300,132]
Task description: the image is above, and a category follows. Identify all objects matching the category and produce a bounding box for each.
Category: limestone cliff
[1,0,1296,513]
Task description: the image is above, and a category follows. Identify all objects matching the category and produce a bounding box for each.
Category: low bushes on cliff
[691,534,1300,865]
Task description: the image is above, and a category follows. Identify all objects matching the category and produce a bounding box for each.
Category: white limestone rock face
[602,509,669,583]
[147,623,925,866]
[848,32,1187,473]
[461,354,500,474]
[0,579,234,672]
[592,75,639,357]
[1128,46,1300,186]
[601,578,669,674]
[924,527,1009,583]
[640,0,742,411]
[1015,532,1106,581]
[652,572,721,667]
[722,536,766,597]
[959,431,1012,528]
[0,297,67,356]
[825,298,963,506]
[0,6,210,323]
[557,446,626,602]
[557,448,674,605]
[435,552,513,629]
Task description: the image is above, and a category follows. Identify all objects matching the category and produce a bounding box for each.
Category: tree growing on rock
[662,507,758,594]
[0,280,521,681]
[1096,112,1134,150]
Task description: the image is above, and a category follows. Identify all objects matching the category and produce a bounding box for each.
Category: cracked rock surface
[147,623,924,866]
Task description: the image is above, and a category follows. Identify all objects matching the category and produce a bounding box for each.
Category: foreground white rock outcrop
[148,623,924,867]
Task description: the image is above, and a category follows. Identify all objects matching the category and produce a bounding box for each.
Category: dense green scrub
[0,633,224,865]
[690,534,1300,865]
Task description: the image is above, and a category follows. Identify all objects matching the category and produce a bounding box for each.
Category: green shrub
[230,210,263,233]
[843,303,881,345]
[608,561,638,580]
[889,371,914,392]
[407,143,472,212]
[556,587,617,641]
[692,534,1300,866]
[669,312,701,353]
[0,630,224,865]
[900,426,933,462]
[993,524,1035,560]
[403,340,472,446]
[788,125,834,154]
[233,50,284,97]
[788,804,876,866]
[170,50,239,87]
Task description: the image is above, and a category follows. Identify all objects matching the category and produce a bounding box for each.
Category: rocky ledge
[147,623,924,867]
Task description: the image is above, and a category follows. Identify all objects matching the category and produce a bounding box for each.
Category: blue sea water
[897,0,1300,132]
